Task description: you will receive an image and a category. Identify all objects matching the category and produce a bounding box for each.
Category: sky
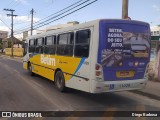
[0,0,160,38]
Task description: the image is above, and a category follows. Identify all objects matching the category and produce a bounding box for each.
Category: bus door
[70,27,93,92]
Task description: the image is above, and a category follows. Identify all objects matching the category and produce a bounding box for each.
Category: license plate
[120,83,131,88]
[116,71,135,78]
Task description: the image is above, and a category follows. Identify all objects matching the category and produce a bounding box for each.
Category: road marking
[0,63,20,75]
[31,80,43,88]
[0,60,62,110]
[16,73,64,110]
[13,69,20,74]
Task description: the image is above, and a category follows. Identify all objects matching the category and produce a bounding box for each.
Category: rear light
[95,63,103,81]
[96,64,100,70]
[96,71,101,76]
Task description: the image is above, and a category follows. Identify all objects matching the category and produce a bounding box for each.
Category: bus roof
[26,19,149,40]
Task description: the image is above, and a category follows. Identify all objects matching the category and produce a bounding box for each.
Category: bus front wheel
[55,71,65,92]
[28,63,34,76]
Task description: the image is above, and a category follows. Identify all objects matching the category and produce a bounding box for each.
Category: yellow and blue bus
[23,19,151,93]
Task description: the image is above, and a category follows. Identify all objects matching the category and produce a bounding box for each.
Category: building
[150,26,160,54]
[151,26,160,36]
[2,37,23,49]
[150,25,160,81]
[0,31,8,50]
[0,30,8,39]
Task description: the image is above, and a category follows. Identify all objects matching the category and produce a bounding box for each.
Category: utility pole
[122,0,129,19]
[4,9,18,57]
[30,8,35,35]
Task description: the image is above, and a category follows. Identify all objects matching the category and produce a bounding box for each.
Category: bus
[23,19,151,93]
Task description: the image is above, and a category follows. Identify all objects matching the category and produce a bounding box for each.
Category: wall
[5,48,24,57]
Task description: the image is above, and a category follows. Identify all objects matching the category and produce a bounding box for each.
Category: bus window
[35,38,44,54]
[57,33,74,56]
[37,38,43,46]
[44,36,56,54]
[74,29,90,58]
[29,39,35,53]
[46,36,53,45]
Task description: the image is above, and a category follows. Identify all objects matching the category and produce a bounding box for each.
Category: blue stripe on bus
[72,58,86,77]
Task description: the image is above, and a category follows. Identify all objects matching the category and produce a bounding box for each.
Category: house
[0,31,8,39]
[2,37,23,49]
[0,31,8,51]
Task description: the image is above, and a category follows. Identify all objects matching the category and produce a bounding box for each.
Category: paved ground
[132,81,160,101]
[0,55,160,120]
[1,54,160,101]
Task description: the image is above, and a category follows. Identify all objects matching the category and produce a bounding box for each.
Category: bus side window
[74,29,90,58]
[57,32,74,56]
[44,36,56,54]
[35,38,44,54]
[29,39,35,53]
[50,36,56,54]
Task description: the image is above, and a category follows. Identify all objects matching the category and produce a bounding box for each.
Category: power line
[33,0,91,28]
[14,0,87,32]
[13,21,30,25]
[6,0,15,8]
[9,0,22,9]
[15,0,98,34]
[14,0,94,34]
[34,0,98,30]
[35,0,84,24]
[0,18,11,30]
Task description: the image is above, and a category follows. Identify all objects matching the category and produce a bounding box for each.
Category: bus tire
[28,63,34,76]
[55,71,65,92]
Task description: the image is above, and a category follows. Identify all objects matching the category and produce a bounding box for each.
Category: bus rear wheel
[28,63,34,76]
[55,71,65,92]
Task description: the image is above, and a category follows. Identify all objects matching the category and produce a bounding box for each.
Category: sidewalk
[132,81,160,100]
[0,54,23,62]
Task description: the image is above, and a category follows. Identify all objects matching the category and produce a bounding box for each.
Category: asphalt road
[0,55,160,120]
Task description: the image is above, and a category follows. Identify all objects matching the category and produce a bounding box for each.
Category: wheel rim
[56,74,63,89]
[29,64,32,72]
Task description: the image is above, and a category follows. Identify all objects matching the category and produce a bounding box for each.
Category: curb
[0,55,23,62]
